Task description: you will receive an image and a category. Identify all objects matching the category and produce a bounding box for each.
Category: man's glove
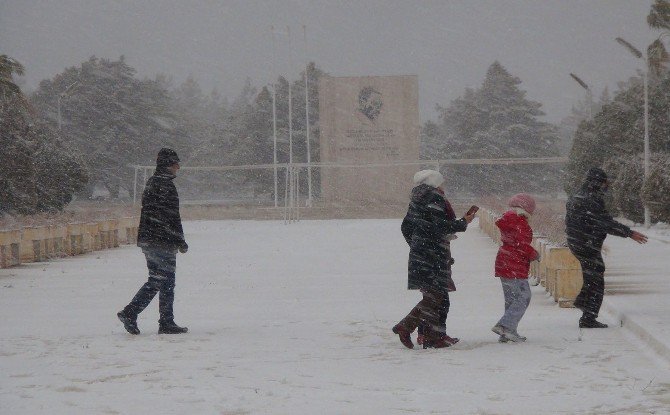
[179,242,189,253]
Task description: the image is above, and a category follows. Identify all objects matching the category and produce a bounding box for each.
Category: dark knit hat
[585,167,608,184]
[156,148,180,167]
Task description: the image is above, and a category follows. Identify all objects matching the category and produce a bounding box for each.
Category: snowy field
[2,219,670,414]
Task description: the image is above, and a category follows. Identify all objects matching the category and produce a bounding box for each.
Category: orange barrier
[2,217,138,268]
[0,229,21,267]
[66,223,86,255]
[20,226,50,262]
[119,217,139,245]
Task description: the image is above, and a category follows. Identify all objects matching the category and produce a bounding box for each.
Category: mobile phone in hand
[466,205,479,216]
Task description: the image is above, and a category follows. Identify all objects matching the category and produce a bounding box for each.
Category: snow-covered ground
[1,219,669,414]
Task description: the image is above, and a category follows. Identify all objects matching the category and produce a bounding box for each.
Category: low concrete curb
[601,299,670,367]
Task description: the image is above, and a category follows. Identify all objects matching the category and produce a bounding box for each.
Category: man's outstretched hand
[630,231,648,244]
[179,242,189,253]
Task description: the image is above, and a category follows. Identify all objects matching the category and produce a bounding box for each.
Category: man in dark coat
[565,167,647,328]
[392,170,475,349]
[117,148,189,335]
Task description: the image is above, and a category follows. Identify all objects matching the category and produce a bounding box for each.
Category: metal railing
[130,156,569,221]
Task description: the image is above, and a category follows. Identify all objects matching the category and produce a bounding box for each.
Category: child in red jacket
[491,193,540,342]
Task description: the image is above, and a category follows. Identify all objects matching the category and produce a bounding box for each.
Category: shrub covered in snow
[642,154,670,223]
[601,156,645,223]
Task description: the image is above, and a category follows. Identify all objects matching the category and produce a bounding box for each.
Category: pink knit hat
[508,193,536,215]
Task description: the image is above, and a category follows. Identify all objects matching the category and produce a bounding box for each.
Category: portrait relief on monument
[358,86,383,122]
[319,75,420,205]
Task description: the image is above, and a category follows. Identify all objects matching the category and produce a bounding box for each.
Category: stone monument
[318,75,419,206]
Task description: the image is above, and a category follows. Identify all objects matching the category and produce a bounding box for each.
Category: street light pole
[303,25,312,207]
[271,26,279,208]
[615,37,650,228]
[643,67,650,227]
[569,73,592,119]
[287,26,295,218]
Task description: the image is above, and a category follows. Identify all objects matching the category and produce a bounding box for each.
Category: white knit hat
[413,170,444,188]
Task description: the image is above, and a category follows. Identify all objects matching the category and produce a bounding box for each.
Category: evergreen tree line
[2,55,571,212]
[565,0,670,224]
[1,55,325,213]
[3,0,669,216]
[565,69,670,223]
[421,61,563,196]
[558,87,612,156]
[0,55,88,214]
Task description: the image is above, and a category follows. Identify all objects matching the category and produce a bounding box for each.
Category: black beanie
[586,167,608,184]
[156,148,180,167]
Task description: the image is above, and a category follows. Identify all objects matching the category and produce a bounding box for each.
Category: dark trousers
[123,248,177,324]
[571,250,605,319]
[397,289,448,341]
[417,293,450,337]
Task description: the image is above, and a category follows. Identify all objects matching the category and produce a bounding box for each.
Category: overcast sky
[0,0,659,122]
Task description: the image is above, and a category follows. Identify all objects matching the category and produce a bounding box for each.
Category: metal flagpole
[296,168,300,221]
[132,166,138,206]
[303,25,313,207]
[284,164,291,225]
[271,26,279,208]
[287,25,295,218]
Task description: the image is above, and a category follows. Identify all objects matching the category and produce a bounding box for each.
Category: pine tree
[0,55,24,98]
[1,56,87,213]
[648,0,670,31]
[31,56,183,198]
[431,61,561,195]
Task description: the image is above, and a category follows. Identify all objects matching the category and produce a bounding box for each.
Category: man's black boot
[117,311,140,335]
[158,321,188,334]
[579,318,608,329]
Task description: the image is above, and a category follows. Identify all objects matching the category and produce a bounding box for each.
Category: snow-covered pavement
[1,219,669,414]
[600,226,670,370]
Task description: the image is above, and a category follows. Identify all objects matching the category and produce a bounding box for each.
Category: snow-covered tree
[1,55,86,213]
[641,154,670,223]
[420,120,441,159]
[558,87,611,156]
[31,56,184,198]
[565,68,670,223]
[648,0,670,31]
[429,61,561,195]
[0,55,24,98]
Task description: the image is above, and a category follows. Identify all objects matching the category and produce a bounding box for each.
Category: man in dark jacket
[117,148,189,335]
[566,167,647,328]
[392,170,475,349]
